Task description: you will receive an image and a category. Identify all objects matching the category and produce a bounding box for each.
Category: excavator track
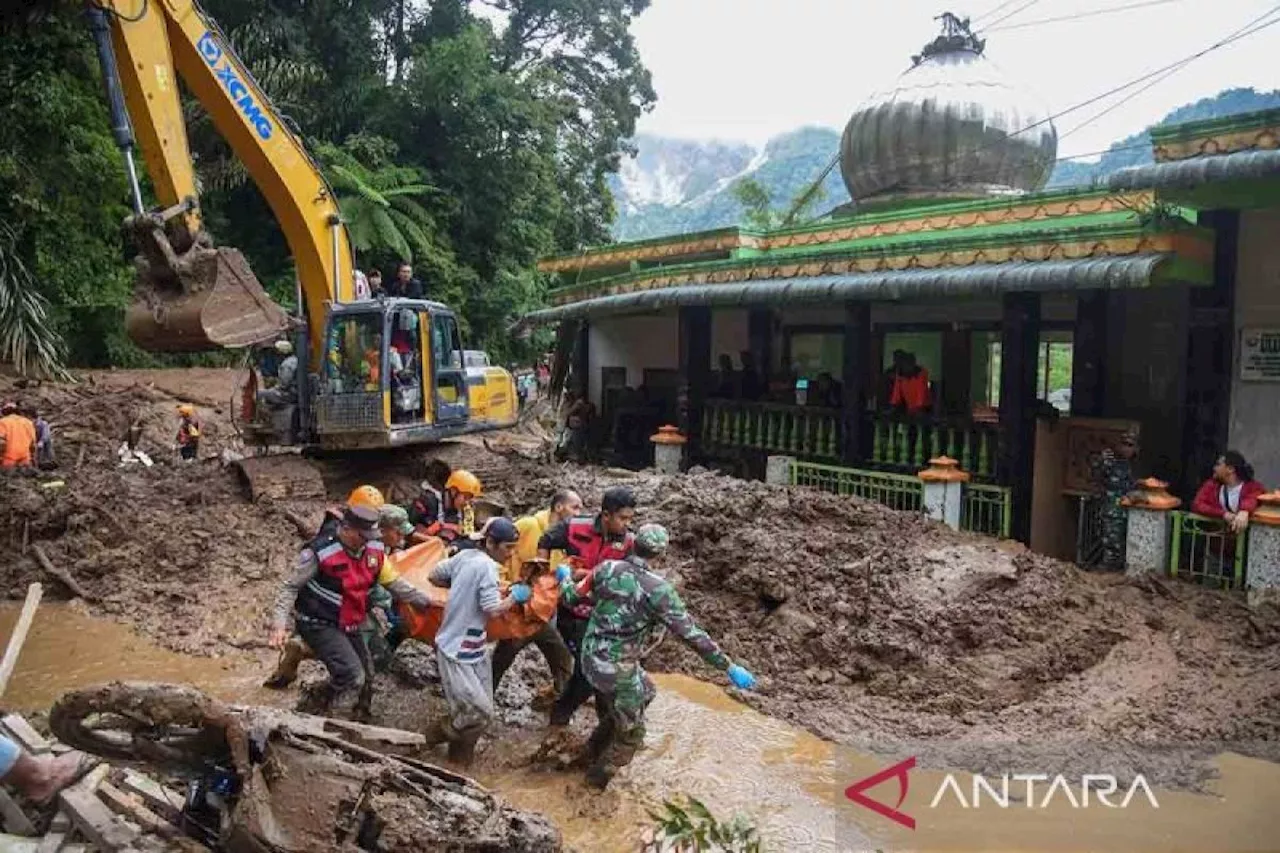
[233,454,327,503]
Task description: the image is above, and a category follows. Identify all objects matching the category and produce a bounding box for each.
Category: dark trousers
[179,442,198,460]
[297,621,371,695]
[492,620,574,694]
[550,613,594,725]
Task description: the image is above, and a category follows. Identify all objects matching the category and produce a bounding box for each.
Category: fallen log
[0,584,42,700]
[31,547,95,603]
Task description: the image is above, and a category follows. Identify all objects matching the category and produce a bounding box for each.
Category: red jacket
[1191,479,1266,518]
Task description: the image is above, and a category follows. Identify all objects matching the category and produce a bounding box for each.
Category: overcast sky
[628,0,1280,159]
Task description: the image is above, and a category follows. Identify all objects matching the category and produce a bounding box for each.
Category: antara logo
[195,31,273,141]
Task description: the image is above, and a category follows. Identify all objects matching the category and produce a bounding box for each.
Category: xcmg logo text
[196,32,273,141]
[845,757,1160,830]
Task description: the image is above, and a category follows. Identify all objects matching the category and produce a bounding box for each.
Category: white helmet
[274,339,293,355]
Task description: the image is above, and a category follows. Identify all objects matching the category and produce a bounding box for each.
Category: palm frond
[0,223,70,379]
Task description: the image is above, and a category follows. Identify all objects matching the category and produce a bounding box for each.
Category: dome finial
[912,12,985,66]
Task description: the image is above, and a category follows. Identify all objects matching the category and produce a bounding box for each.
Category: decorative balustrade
[1168,511,1247,590]
[702,399,840,460]
[868,414,1000,480]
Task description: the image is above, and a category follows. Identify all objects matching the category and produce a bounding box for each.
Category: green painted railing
[1169,511,1247,589]
[961,483,1013,539]
[868,415,1000,480]
[703,399,840,459]
[790,461,922,512]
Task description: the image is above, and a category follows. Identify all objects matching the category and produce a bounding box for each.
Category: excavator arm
[88,0,353,358]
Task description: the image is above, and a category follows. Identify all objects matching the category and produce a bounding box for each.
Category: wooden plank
[97,783,177,839]
[0,788,36,836]
[35,830,67,853]
[0,716,49,755]
[118,772,182,818]
[0,584,42,700]
[57,765,137,851]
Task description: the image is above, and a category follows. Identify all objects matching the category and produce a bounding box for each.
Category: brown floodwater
[3,604,1279,852]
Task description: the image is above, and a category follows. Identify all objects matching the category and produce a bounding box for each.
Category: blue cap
[484,517,520,544]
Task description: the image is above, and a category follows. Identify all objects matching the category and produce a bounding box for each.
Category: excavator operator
[410,469,482,546]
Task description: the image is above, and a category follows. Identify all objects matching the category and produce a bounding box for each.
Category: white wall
[1229,207,1280,487]
[587,313,678,406]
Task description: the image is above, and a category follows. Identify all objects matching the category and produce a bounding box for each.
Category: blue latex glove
[727,664,756,690]
[555,564,572,583]
[509,583,532,604]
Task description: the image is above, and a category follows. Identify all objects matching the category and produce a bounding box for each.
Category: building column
[678,306,712,462]
[940,325,972,417]
[1246,492,1280,606]
[919,456,969,530]
[747,308,773,383]
[841,302,871,465]
[548,318,581,401]
[999,292,1040,542]
[1124,478,1180,576]
[1071,291,1108,417]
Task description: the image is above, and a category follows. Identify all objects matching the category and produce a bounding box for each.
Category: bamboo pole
[0,583,42,700]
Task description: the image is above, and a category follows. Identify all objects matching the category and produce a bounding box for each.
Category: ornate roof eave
[515,254,1185,330]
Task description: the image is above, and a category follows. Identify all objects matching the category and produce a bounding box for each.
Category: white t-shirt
[354,271,371,301]
[1222,483,1244,513]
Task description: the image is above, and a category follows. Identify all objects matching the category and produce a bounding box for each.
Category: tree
[732,176,827,231]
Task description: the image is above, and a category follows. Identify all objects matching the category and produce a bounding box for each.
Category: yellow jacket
[503,509,565,583]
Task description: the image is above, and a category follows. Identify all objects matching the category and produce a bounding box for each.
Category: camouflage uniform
[560,553,729,787]
[1093,445,1136,570]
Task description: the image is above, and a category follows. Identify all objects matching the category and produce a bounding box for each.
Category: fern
[643,796,762,853]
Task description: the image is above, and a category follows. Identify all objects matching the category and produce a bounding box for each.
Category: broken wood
[75,445,86,470]
[58,765,138,851]
[0,584,42,701]
[0,789,36,836]
[118,771,183,818]
[1,715,49,755]
[31,547,94,603]
[97,782,177,839]
[34,813,69,853]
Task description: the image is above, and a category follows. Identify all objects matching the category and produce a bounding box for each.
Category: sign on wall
[1240,328,1280,382]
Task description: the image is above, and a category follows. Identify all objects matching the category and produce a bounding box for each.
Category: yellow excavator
[86,0,518,489]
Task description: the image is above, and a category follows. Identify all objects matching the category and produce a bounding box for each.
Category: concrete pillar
[841,302,871,464]
[999,292,1041,542]
[766,455,795,486]
[650,425,687,475]
[1123,478,1180,576]
[918,456,970,531]
[1246,491,1280,607]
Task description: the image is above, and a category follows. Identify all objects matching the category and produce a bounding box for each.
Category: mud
[2,372,1279,798]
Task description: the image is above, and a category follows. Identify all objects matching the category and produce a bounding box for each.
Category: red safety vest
[565,517,634,571]
[295,533,385,631]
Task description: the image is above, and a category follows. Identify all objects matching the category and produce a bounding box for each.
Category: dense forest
[0,0,654,370]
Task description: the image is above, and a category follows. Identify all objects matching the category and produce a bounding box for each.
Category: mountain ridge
[609,87,1280,242]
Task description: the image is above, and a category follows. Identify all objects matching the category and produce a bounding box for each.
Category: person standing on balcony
[1192,450,1266,534]
[888,351,932,415]
[1093,427,1141,571]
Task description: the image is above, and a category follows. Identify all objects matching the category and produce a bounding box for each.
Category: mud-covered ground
[2,371,1279,792]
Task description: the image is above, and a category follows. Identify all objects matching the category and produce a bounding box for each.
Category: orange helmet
[346,485,385,509]
[445,469,482,497]
[177,404,195,417]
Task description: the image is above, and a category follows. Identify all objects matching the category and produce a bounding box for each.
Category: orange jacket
[890,370,932,414]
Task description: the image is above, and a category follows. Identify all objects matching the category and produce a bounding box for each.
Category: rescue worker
[268,505,429,714]
[1092,427,1141,570]
[537,486,636,726]
[425,517,528,765]
[175,404,200,462]
[490,490,583,704]
[557,523,756,789]
[0,402,35,469]
[261,339,299,408]
[410,468,481,546]
[26,407,53,468]
[266,493,405,691]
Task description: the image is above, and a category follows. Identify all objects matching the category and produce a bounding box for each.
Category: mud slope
[506,467,1280,780]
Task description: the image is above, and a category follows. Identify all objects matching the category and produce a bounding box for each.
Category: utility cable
[972,0,1032,27]
[978,0,1046,32]
[984,0,1184,33]
[88,0,150,24]
[1056,6,1280,140]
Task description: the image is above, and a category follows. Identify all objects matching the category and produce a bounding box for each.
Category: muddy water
[4,605,1280,852]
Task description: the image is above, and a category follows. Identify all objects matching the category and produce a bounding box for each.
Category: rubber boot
[263,637,309,689]
[422,717,455,747]
[576,718,616,769]
[446,727,482,767]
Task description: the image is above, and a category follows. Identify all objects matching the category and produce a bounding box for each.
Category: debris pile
[506,467,1280,780]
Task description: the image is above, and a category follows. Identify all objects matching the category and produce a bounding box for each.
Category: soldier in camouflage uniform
[556,523,757,790]
[1092,427,1140,570]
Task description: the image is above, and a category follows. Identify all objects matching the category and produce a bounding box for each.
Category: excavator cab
[241,300,518,450]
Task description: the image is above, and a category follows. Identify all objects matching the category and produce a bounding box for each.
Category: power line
[991,3,1280,146]
[1057,6,1280,140]
[972,0,1032,26]
[984,0,1184,33]
[1055,142,1150,161]
[978,0,1045,32]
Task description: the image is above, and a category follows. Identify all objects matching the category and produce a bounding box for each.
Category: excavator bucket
[126,243,290,352]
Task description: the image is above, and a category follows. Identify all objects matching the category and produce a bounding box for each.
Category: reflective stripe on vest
[295,535,385,631]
